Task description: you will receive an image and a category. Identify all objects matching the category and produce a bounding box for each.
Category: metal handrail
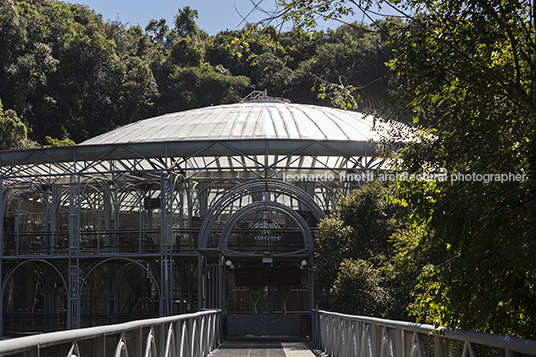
[0,309,221,357]
[312,309,536,357]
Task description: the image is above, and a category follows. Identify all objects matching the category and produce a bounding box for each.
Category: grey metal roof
[1,100,402,169]
[80,100,381,145]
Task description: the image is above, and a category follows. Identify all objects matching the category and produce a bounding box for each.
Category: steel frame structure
[0,99,389,336]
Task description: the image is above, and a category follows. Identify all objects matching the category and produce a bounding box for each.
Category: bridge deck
[208,336,326,357]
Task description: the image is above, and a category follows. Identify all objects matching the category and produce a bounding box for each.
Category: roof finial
[240,90,290,103]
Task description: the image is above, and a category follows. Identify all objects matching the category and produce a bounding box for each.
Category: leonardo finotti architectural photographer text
[282,172,527,183]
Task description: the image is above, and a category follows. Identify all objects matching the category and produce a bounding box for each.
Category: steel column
[68,174,81,329]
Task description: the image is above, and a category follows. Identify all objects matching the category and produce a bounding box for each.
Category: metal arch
[190,179,242,212]
[164,323,177,357]
[79,257,162,302]
[66,341,81,357]
[1,179,47,212]
[218,200,314,256]
[198,179,325,249]
[78,176,116,201]
[1,259,68,297]
[114,333,129,357]
[1,259,69,339]
[144,327,157,357]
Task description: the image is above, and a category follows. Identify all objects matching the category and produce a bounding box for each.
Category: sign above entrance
[226,209,306,255]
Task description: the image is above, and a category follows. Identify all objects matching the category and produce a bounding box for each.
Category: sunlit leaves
[0,99,37,149]
[314,181,418,318]
[269,0,536,338]
[43,135,75,147]
[330,259,390,316]
[385,0,536,338]
[279,0,356,34]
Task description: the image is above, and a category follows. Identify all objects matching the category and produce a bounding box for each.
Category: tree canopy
[0,0,391,146]
[271,0,536,339]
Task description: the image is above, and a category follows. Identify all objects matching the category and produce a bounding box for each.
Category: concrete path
[207,336,327,357]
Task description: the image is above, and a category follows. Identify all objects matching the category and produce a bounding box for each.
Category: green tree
[388,1,536,338]
[250,52,293,96]
[315,181,415,318]
[145,18,174,49]
[209,25,295,96]
[152,64,251,114]
[174,6,199,37]
[0,0,161,143]
[43,135,75,147]
[0,99,37,150]
[268,0,536,338]
[289,22,391,109]
[167,34,206,67]
[331,258,390,316]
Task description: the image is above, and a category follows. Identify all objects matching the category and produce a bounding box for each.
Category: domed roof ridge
[80,100,380,146]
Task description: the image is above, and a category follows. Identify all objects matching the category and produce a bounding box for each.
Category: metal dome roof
[0,99,400,169]
[80,100,382,145]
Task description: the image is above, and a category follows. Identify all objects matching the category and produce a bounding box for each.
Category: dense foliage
[315,182,404,317]
[315,181,445,321]
[275,0,536,339]
[0,98,36,149]
[0,0,391,146]
[388,0,536,337]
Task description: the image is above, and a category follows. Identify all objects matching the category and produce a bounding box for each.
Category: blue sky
[75,0,341,34]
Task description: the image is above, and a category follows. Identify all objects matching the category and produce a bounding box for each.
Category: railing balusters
[312,310,536,357]
[0,309,220,357]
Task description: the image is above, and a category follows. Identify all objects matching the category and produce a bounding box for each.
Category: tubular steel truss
[0,136,385,335]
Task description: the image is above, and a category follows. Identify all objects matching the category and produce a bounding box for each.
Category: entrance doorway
[224,259,310,335]
[197,180,325,336]
[225,259,309,314]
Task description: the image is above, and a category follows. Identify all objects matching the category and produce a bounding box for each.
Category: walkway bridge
[0,310,536,357]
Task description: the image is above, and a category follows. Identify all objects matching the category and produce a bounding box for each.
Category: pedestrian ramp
[207,335,327,357]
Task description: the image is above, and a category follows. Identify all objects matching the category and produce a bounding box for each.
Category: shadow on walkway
[208,335,327,357]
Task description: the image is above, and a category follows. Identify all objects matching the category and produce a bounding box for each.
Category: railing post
[364,323,370,357]
[336,316,342,356]
[395,329,404,357]
[435,335,447,357]
[415,333,424,357]
[200,314,207,356]
[506,348,520,357]
[164,323,174,357]
[172,320,180,357]
[383,327,393,357]
[91,334,105,357]
[313,311,319,348]
[345,318,351,357]
[179,320,188,357]
[0,177,4,338]
[350,320,357,357]
[156,322,165,357]
[330,315,335,356]
[191,316,198,357]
